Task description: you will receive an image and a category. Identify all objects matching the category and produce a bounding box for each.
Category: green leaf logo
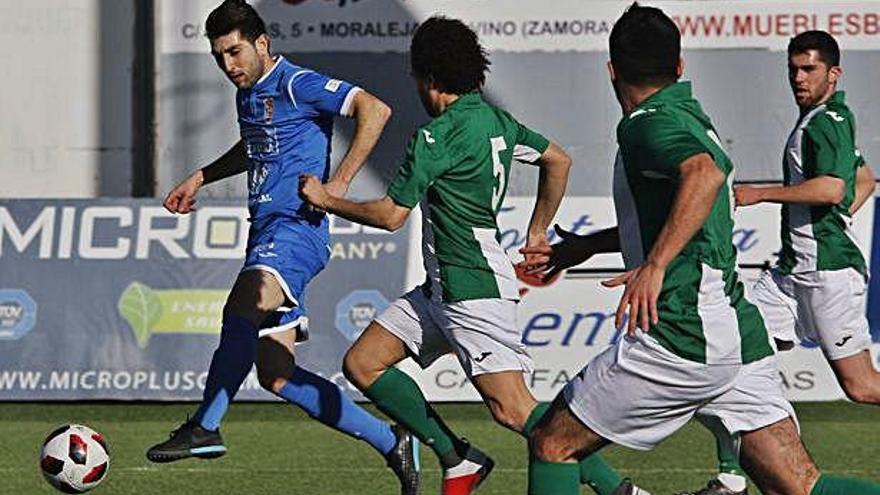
[118,282,162,348]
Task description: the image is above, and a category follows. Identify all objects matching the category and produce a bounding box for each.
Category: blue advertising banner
[867,196,880,344]
[0,199,410,400]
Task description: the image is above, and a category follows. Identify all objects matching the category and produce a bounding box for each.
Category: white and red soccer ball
[39,424,109,493]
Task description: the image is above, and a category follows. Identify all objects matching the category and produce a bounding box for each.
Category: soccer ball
[39,424,110,493]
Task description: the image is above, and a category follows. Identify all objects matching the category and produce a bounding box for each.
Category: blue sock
[193,315,258,431]
[278,366,397,455]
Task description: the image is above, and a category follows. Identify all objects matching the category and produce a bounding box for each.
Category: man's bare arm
[299,175,409,232]
[645,153,725,268]
[735,176,845,208]
[164,140,247,214]
[604,153,725,333]
[525,142,571,247]
[850,165,876,215]
[326,91,392,196]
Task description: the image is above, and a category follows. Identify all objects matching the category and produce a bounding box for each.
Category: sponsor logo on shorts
[473,351,492,363]
[834,335,854,347]
[335,290,388,342]
[0,290,37,340]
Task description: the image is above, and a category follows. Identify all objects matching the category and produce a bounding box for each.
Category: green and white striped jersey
[613,81,773,365]
[387,93,550,303]
[778,91,866,275]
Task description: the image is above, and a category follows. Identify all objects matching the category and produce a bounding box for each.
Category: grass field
[1,402,877,494]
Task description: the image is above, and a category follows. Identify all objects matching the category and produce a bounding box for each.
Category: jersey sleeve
[287,70,361,117]
[513,121,551,164]
[387,129,449,208]
[623,112,713,178]
[804,114,858,179]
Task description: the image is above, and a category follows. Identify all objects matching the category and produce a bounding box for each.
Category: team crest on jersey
[262,97,275,123]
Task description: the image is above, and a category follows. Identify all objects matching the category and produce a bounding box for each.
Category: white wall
[0,1,133,197]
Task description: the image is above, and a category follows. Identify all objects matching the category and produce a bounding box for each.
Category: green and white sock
[701,415,747,491]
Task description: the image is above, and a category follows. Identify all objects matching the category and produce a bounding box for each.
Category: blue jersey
[236,56,359,241]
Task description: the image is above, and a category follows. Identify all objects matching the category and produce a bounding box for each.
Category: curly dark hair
[789,30,840,68]
[609,2,680,86]
[206,0,266,42]
[410,16,490,94]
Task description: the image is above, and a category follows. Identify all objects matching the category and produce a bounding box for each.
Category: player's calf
[740,417,819,495]
[255,335,296,393]
[830,351,880,405]
[472,370,537,433]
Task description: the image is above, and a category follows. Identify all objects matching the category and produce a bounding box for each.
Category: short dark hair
[206,0,266,42]
[609,3,681,86]
[410,16,490,94]
[788,30,840,67]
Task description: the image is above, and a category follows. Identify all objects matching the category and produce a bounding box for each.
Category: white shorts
[563,332,796,451]
[375,286,532,377]
[750,268,871,360]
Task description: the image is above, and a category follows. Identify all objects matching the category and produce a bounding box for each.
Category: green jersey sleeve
[805,114,857,179]
[623,112,713,178]
[513,121,550,164]
[387,128,450,208]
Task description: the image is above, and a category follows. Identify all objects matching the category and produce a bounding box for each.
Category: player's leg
[449,296,637,495]
[685,269,798,495]
[529,393,610,495]
[254,327,398,455]
[146,269,283,462]
[698,353,880,495]
[531,331,742,495]
[800,269,880,403]
[346,319,471,470]
[829,351,880,403]
[740,417,880,495]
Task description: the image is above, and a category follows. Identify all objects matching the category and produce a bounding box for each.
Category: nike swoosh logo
[473,351,492,363]
[834,335,853,347]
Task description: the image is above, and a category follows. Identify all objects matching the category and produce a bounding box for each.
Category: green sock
[700,415,744,475]
[580,454,625,495]
[523,402,550,436]
[364,367,464,466]
[529,458,580,495]
[811,474,880,495]
[522,403,623,495]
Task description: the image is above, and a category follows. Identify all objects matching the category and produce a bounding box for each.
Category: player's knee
[528,427,572,463]
[840,380,878,404]
[255,342,295,393]
[342,347,373,390]
[256,362,283,392]
[487,400,527,432]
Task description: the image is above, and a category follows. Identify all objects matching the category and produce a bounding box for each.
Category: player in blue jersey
[145,1,420,492]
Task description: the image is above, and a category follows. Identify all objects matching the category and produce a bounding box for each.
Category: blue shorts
[242,218,329,342]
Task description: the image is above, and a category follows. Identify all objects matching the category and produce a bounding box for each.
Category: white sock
[718,472,748,492]
[444,458,483,478]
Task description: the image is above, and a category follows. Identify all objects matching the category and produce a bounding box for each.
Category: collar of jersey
[635,80,692,110]
[827,90,846,106]
[447,92,483,112]
[253,56,284,88]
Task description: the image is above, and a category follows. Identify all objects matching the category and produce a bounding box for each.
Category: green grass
[1,402,877,494]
